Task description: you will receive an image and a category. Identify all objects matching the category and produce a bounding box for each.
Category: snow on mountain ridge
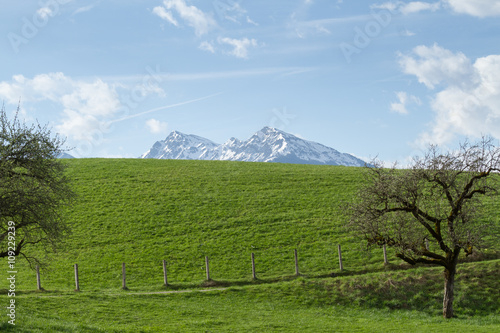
[141,131,219,160]
[142,127,368,166]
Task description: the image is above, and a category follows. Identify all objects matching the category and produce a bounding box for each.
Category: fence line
[33,246,392,291]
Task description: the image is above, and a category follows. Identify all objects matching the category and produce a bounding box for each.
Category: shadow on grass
[295,260,499,317]
[0,322,16,332]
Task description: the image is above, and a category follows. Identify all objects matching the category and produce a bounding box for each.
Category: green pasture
[0,159,498,331]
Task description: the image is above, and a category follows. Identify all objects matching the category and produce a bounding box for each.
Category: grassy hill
[3,159,384,290]
[1,158,499,331]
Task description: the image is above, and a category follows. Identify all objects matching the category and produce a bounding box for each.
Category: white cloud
[217,37,258,59]
[400,29,416,37]
[153,0,217,36]
[444,0,500,17]
[217,1,247,23]
[398,45,500,145]
[73,5,96,15]
[373,0,500,17]
[390,91,421,114]
[152,6,179,26]
[400,1,441,14]
[199,41,215,53]
[37,7,54,20]
[398,44,477,89]
[56,110,104,142]
[0,73,121,142]
[371,1,399,12]
[246,16,259,26]
[146,119,169,134]
[372,1,440,14]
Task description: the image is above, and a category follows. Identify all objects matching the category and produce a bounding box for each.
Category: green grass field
[1,159,499,331]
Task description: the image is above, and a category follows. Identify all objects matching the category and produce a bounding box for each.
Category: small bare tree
[348,137,500,318]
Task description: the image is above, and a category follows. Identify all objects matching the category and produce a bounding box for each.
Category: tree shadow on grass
[300,260,499,317]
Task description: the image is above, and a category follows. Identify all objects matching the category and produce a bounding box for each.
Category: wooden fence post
[162,260,168,286]
[294,249,299,276]
[122,263,127,290]
[36,265,42,290]
[205,256,211,281]
[338,245,344,272]
[383,245,388,265]
[74,264,80,291]
[251,253,256,280]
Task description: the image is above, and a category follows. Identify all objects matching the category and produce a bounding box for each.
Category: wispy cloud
[152,6,179,26]
[112,92,224,123]
[217,37,258,59]
[102,67,317,84]
[390,91,421,114]
[372,0,500,17]
[37,7,54,20]
[146,118,169,134]
[73,4,96,15]
[213,0,248,24]
[444,0,500,17]
[199,41,215,53]
[400,29,416,37]
[372,1,441,15]
[153,0,217,36]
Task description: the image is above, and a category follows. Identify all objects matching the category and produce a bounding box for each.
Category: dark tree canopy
[0,105,74,265]
[348,137,500,318]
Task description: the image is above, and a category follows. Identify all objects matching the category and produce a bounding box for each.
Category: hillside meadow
[1,158,499,331]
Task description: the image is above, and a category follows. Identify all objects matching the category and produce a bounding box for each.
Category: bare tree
[0,105,74,266]
[348,137,500,318]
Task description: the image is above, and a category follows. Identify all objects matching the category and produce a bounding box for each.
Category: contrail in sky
[110,92,224,124]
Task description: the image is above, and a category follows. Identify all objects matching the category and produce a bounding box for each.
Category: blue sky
[1,0,499,162]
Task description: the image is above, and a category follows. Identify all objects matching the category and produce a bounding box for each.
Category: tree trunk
[443,261,457,318]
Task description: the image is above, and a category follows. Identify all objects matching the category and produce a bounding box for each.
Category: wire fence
[30,244,397,292]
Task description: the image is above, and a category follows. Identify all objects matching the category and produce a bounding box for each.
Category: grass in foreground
[1,260,498,332]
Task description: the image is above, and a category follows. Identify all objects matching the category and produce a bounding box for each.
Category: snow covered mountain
[141,127,368,167]
[141,131,219,160]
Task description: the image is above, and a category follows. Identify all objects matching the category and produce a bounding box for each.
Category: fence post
[251,253,256,280]
[74,264,80,291]
[162,260,168,286]
[36,265,42,290]
[122,263,127,290]
[338,245,343,272]
[383,245,388,265]
[205,256,211,281]
[294,249,299,276]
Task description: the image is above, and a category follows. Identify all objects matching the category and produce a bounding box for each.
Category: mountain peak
[259,126,285,135]
[166,130,186,139]
[141,130,219,159]
[142,127,368,166]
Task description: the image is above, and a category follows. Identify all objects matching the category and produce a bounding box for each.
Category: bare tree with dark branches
[0,105,74,267]
[348,137,500,318]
